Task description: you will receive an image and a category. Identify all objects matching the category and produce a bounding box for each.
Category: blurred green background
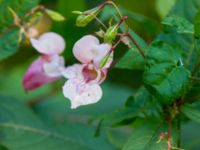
[0,0,200,150]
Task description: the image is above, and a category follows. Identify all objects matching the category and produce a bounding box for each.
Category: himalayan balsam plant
[1,0,200,150]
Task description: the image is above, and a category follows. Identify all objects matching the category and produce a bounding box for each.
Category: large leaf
[157,0,200,69]
[143,41,191,104]
[0,96,96,150]
[0,0,39,60]
[122,120,168,150]
[181,103,200,124]
[115,47,145,70]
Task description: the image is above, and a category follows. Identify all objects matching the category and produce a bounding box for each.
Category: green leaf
[162,15,194,34]
[194,9,200,37]
[143,41,191,104]
[102,87,161,127]
[0,0,39,60]
[122,120,167,150]
[0,96,94,150]
[181,103,200,124]
[115,28,147,71]
[45,9,65,22]
[116,47,145,70]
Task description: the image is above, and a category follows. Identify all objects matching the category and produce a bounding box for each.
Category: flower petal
[62,64,84,79]
[22,56,57,91]
[43,55,65,77]
[63,79,102,109]
[30,32,65,55]
[93,43,111,68]
[73,35,99,63]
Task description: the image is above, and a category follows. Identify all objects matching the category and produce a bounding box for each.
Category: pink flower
[23,32,66,91]
[62,35,113,109]
[73,35,112,68]
[62,64,103,109]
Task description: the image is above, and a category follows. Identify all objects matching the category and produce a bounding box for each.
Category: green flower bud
[104,25,118,43]
[75,7,101,27]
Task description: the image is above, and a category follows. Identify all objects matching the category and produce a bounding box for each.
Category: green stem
[126,32,145,58]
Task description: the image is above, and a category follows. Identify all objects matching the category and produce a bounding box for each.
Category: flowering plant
[0,0,200,150]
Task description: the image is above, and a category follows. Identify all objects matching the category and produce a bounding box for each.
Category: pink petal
[22,56,58,91]
[43,55,65,77]
[93,43,111,68]
[73,35,99,63]
[62,78,102,109]
[30,32,65,55]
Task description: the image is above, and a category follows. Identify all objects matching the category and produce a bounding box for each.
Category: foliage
[0,0,200,150]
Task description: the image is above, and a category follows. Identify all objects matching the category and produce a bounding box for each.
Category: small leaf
[144,41,191,104]
[162,15,194,34]
[45,9,65,22]
[181,104,200,124]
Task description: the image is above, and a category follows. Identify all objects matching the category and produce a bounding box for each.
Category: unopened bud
[74,2,108,27]
[104,25,118,43]
[75,7,101,27]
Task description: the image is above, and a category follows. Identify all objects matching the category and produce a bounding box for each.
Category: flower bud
[75,7,101,27]
[104,25,118,43]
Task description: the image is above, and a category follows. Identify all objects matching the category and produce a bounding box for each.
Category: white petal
[61,64,84,79]
[43,55,65,77]
[93,43,111,68]
[30,32,65,55]
[73,35,99,63]
[63,79,102,109]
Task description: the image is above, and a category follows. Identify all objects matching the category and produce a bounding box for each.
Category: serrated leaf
[0,96,94,150]
[162,15,194,34]
[181,103,200,124]
[45,9,65,22]
[0,0,39,60]
[143,41,191,104]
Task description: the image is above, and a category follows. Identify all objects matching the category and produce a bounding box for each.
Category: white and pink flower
[23,32,66,91]
[62,35,113,109]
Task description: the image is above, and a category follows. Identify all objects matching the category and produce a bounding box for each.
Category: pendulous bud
[73,2,107,27]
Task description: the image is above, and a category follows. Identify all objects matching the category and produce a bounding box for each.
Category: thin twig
[126,32,145,58]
